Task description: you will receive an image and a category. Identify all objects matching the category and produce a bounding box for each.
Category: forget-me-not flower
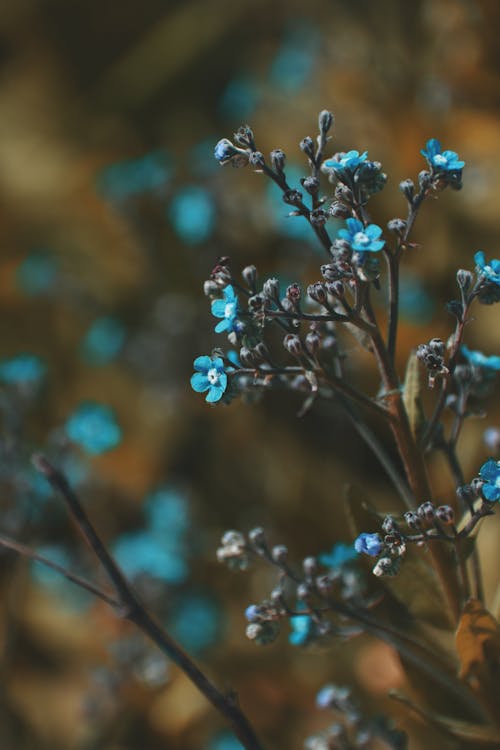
[461,345,500,371]
[0,354,46,386]
[421,139,465,172]
[318,542,358,569]
[479,459,500,502]
[211,285,241,334]
[65,402,122,454]
[323,150,368,177]
[191,356,227,403]
[475,251,500,286]
[289,611,314,646]
[354,533,382,557]
[337,218,385,253]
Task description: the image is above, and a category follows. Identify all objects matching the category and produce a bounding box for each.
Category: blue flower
[96,151,173,201]
[208,730,244,750]
[168,592,222,654]
[113,531,188,583]
[65,402,122,454]
[475,251,500,286]
[337,218,385,253]
[191,356,228,403]
[244,604,261,623]
[289,611,314,646]
[214,139,240,163]
[318,542,358,569]
[421,139,465,172]
[218,76,260,120]
[144,486,189,537]
[211,286,241,334]
[479,458,500,502]
[0,354,46,386]
[16,252,58,295]
[80,317,126,365]
[323,150,368,177]
[354,533,382,557]
[168,186,215,244]
[461,345,500,371]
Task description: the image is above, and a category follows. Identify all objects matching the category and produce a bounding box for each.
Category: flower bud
[328,201,351,219]
[403,511,421,529]
[248,294,264,311]
[283,189,303,206]
[234,125,254,147]
[203,280,219,296]
[300,136,315,158]
[246,621,280,645]
[318,110,334,135]
[372,557,394,577]
[305,331,321,356]
[245,604,262,622]
[387,218,407,236]
[249,151,265,168]
[241,265,257,289]
[326,281,345,298]
[262,277,280,301]
[301,176,320,195]
[307,282,327,305]
[248,527,266,546]
[456,269,473,294]
[296,583,312,601]
[435,505,455,525]
[271,544,288,564]
[417,501,435,522]
[303,556,318,577]
[284,334,303,356]
[270,148,286,173]
[286,283,301,303]
[399,178,414,202]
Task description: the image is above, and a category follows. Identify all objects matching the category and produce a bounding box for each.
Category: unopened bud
[271,545,288,564]
[270,148,286,173]
[387,218,407,236]
[303,557,318,577]
[242,265,257,289]
[249,151,265,168]
[284,334,303,356]
[328,201,351,219]
[300,136,315,158]
[318,110,334,135]
[435,505,455,524]
[399,179,414,202]
[456,269,473,293]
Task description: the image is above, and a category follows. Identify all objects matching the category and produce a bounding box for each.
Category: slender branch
[0,534,119,608]
[384,247,400,365]
[31,455,266,750]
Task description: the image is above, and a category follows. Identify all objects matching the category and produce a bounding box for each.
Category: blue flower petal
[211,299,227,318]
[193,355,212,372]
[190,372,210,392]
[479,458,499,482]
[206,384,225,403]
[482,483,500,502]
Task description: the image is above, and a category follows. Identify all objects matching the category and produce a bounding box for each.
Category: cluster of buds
[216,530,250,571]
[416,337,448,387]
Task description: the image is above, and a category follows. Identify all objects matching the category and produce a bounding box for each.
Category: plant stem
[32,455,266,750]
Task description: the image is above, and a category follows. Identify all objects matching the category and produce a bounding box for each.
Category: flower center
[353,231,369,247]
[224,302,235,319]
[433,154,447,167]
[207,367,220,385]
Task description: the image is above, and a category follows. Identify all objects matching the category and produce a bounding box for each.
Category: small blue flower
[168,592,222,654]
[65,402,122,454]
[211,286,241,334]
[144,486,189,537]
[96,151,173,200]
[479,458,500,502]
[337,218,385,253]
[113,531,188,583]
[354,533,383,557]
[226,350,241,369]
[289,611,313,646]
[168,186,215,245]
[214,139,240,163]
[421,139,465,172]
[244,604,261,623]
[475,251,500,286]
[318,542,358,569]
[80,317,126,365]
[0,354,46,386]
[191,356,228,403]
[208,730,244,750]
[323,150,368,176]
[461,345,500,371]
[16,252,58,295]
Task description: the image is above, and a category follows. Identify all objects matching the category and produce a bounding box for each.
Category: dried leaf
[456,599,500,685]
[402,350,425,440]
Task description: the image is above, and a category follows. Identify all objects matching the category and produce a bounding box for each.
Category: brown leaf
[456,599,500,684]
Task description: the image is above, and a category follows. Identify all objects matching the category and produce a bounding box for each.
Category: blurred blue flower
[144,486,190,537]
[211,285,242,334]
[218,75,260,120]
[354,533,382,557]
[168,592,222,654]
[268,23,318,93]
[323,150,368,178]
[226,350,241,369]
[421,139,465,172]
[337,218,385,253]
[16,252,58,295]
[113,531,188,583]
[479,458,500,502]
[289,610,313,646]
[398,273,435,324]
[65,402,122,454]
[461,345,500,371]
[191,356,228,403]
[168,185,215,244]
[208,730,244,750]
[0,354,46,386]
[80,317,126,365]
[318,542,358,569]
[96,151,173,200]
[31,545,92,611]
[475,251,500,286]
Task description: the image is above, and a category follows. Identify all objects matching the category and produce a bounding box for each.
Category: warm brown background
[0,0,499,748]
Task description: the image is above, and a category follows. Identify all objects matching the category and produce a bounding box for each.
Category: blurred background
[0,0,499,748]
